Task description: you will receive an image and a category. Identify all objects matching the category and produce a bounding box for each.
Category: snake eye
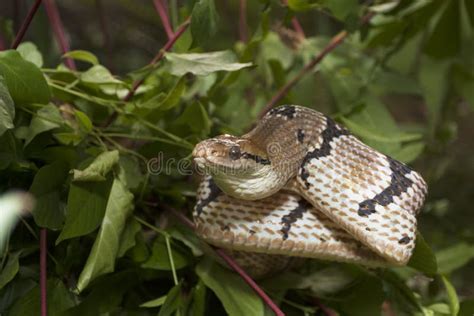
[228,146,241,160]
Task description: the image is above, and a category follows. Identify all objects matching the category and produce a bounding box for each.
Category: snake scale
[192,105,427,277]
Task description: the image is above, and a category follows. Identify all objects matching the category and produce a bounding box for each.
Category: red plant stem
[291,18,305,38]
[258,11,375,118]
[282,0,305,39]
[124,17,189,100]
[40,229,47,316]
[313,298,337,316]
[153,0,174,40]
[168,208,284,316]
[215,248,285,316]
[101,17,190,127]
[43,0,76,69]
[11,0,43,49]
[239,0,248,42]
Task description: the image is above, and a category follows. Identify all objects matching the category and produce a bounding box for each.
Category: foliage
[0,0,474,315]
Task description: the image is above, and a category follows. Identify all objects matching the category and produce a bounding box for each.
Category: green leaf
[460,299,474,316]
[287,0,319,11]
[196,258,264,316]
[165,51,252,76]
[117,217,141,258]
[340,116,422,143]
[392,142,425,164]
[56,177,113,244]
[453,65,474,110]
[76,178,134,292]
[467,0,474,27]
[0,251,21,290]
[29,161,69,229]
[140,294,167,308]
[0,131,21,170]
[191,0,219,45]
[63,50,99,65]
[141,235,192,270]
[408,232,438,275]
[323,0,359,21]
[382,270,424,314]
[418,56,451,126]
[294,266,357,296]
[436,243,474,274]
[117,156,144,192]
[175,102,212,136]
[0,77,14,137]
[192,279,207,316]
[158,283,183,316]
[338,274,384,316]
[441,275,460,316]
[158,77,186,111]
[16,42,43,67]
[80,65,123,85]
[24,104,63,146]
[74,110,93,133]
[0,192,34,253]
[424,1,461,59]
[66,271,139,315]
[72,150,119,182]
[8,278,75,316]
[0,50,50,104]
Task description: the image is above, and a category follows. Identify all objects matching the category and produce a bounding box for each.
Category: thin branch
[101,17,190,127]
[43,0,76,69]
[313,298,337,316]
[239,0,248,42]
[291,18,305,39]
[215,248,285,316]
[259,11,375,118]
[167,207,285,316]
[153,0,174,40]
[282,0,305,39]
[40,229,47,316]
[11,0,43,49]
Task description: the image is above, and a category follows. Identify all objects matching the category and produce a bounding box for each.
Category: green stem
[165,234,179,285]
[0,235,10,271]
[133,215,167,236]
[102,132,191,149]
[136,117,194,149]
[49,82,123,108]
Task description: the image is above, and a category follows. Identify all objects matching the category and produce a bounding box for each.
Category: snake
[192,105,427,277]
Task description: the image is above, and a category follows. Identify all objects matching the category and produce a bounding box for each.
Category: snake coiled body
[193,105,427,277]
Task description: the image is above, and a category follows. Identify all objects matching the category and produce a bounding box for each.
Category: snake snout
[192,143,207,159]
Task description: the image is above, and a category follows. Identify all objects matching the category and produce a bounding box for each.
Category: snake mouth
[193,157,208,170]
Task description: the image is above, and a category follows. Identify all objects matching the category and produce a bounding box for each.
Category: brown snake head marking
[193,135,269,171]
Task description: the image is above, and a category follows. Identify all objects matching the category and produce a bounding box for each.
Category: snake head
[193,134,269,173]
[193,134,280,200]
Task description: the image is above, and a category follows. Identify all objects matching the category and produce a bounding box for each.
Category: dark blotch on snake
[398,236,411,245]
[280,199,310,240]
[297,129,305,143]
[268,105,297,119]
[195,178,221,216]
[242,152,271,165]
[357,157,414,217]
[299,116,350,188]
